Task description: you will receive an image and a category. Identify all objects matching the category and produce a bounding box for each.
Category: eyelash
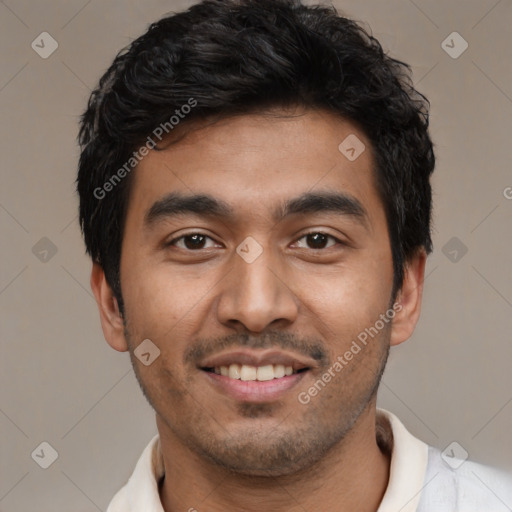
[166,231,344,251]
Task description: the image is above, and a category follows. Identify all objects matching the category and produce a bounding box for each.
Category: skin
[91,107,426,512]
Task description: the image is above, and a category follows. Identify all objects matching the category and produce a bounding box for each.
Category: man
[76,0,512,510]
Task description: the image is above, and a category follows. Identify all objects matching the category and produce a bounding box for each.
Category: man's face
[119,108,395,476]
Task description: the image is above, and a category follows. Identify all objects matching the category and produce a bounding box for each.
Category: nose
[216,243,299,333]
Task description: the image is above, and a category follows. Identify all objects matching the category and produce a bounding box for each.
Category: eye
[293,231,342,250]
[166,231,343,252]
[167,233,219,250]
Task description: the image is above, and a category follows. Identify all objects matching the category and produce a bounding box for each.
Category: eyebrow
[144,190,369,229]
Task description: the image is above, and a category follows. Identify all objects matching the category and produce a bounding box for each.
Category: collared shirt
[106,409,512,511]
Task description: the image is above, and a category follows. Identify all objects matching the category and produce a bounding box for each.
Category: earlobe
[90,262,129,352]
[390,249,427,347]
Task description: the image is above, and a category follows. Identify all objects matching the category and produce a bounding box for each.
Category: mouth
[198,349,314,402]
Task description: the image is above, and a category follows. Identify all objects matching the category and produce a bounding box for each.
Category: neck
[157,405,391,512]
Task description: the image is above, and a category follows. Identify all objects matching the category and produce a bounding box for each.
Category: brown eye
[168,233,217,250]
[294,232,340,250]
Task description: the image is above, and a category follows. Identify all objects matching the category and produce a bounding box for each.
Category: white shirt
[107,409,512,511]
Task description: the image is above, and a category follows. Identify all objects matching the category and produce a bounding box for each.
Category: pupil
[185,234,205,249]
[308,233,327,249]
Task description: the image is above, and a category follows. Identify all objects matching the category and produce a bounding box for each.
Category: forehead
[124,108,384,230]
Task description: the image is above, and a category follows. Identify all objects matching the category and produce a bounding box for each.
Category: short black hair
[77,0,435,312]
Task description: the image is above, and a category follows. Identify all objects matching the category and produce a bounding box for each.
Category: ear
[90,262,128,352]
[390,249,427,347]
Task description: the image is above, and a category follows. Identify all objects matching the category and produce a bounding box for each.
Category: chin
[194,432,334,478]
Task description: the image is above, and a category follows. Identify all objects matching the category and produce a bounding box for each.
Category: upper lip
[199,349,316,372]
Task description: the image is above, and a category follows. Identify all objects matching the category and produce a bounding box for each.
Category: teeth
[215,363,299,381]
[256,365,274,381]
[240,365,257,381]
[228,364,241,379]
[274,364,285,378]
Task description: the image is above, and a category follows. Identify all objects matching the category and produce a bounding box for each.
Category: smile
[198,350,315,402]
[203,363,308,381]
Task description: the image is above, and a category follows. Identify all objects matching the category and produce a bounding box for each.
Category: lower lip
[202,370,307,402]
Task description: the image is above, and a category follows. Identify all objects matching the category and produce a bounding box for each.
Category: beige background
[1,0,511,510]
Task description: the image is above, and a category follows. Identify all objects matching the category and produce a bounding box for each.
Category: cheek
[120,259,223,359]
[295,256,392,356]
[301,256,391,318]
[122,273,178,340]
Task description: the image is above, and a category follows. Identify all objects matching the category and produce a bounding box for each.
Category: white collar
[376,409,429,511]
[107,408,429,512]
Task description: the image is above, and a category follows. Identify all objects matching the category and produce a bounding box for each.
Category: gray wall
[1,0,511,510]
